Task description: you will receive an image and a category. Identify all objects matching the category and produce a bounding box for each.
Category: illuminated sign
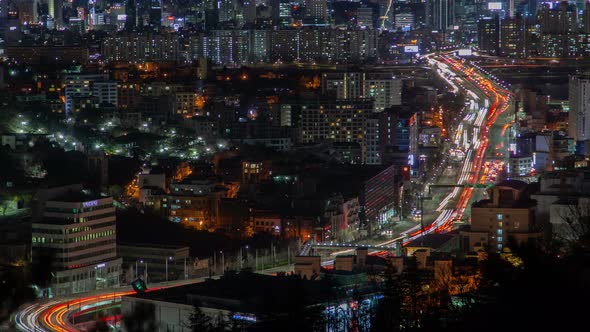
[488,2,502,10]
[117,14,127,21]
[232,313,257,322]
[404,45,419,53]
[95,263,106,269]
[83,200,99,208]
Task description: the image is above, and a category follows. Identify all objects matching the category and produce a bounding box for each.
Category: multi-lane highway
[313,52,513,262]
[399,53,512,243]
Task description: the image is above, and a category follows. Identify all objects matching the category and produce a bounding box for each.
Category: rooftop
[49,191,106,203]
[125,271,341,314]
[405,233,456,249]
[496,179,528,191]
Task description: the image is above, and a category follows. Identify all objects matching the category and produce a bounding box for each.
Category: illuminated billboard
[117,14,127,21]
[404,45,419,53]
[488,2,502,10]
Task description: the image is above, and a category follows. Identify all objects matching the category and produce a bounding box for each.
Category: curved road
[13,278,210,332]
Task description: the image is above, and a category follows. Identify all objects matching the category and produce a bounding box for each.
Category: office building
[32,185,121,296]
[394,12,414,31]
[430,0,455,32]
[478,16,500,56]
[357,6,374,28]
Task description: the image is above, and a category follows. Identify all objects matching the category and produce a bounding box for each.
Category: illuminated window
[497,214,503,220]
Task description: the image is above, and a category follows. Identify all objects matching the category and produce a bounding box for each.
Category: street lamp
[136,259,148,283]
[165,256,173,282]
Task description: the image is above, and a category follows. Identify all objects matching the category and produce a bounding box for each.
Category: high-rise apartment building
[101,32,180,62]
[300,99,374,163]
[322,72,402,112]
[32,185,121,296]
[500,16,527,58]
[569,75,590,143]
[537,2,578,57]
[249,30,270,63]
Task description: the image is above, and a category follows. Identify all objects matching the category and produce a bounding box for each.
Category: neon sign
[83,200,99,207]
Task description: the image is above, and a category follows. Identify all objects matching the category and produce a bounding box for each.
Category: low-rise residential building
[461,180,541,252]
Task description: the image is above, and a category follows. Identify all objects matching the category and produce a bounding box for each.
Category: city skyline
[0,0,589,331]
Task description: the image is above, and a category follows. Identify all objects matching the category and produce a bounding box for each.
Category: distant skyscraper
[149,0,163,29]
[478,15,500,55]
[394,12,414,31]
[357,5,373,28]
[48,0,63,28]
[243,0,256,24]
[218,0,235,23]
[15,0,39,23]
[430,0,455,32]
[536,2,577,57]
[569,75,590,143]
[500,16,527,58]
[304,0,327,21]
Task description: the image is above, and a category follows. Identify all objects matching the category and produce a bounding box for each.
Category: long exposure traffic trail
[401,53,512,244]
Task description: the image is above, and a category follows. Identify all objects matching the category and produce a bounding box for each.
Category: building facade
[461,180,541,252]
[32,185,121,296]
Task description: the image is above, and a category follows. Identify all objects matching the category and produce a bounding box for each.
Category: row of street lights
[135,256,186,283]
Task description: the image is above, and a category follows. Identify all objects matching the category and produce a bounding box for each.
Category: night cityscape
[0,0,589,331]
